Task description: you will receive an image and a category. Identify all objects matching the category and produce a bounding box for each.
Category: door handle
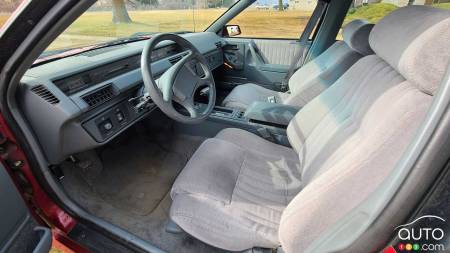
[223,44,239,51]
[33,226,52,253]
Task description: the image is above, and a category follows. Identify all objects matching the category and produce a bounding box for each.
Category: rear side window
[337,2,398,40]
[433,1,450,10]
[337,1,450,40]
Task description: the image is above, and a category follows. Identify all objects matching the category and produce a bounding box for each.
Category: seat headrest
[343,19,375,56]
[369,6,450,95]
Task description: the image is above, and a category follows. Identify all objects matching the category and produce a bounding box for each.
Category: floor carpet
[60,130,229,253]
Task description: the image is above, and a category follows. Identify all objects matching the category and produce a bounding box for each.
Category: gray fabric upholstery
[170,129,300,251]
[369,5,450,95]
[252,39,303,65]
[343,19,375,56]
[222,19,374,110]
[170,6,450,252]
[283,41,362,107]
[221,83,281,110]
[282,55,432,252]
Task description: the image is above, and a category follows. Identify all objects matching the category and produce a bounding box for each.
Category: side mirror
[224,25,241,37]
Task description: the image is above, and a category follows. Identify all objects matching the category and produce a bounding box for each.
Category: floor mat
[95,139,185,215]
[60,132,228,253]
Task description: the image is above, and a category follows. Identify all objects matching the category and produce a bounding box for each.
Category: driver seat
[170,6,450,252]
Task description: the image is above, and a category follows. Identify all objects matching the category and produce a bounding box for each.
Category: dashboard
[53,44,182,96]
[19,32,225,164]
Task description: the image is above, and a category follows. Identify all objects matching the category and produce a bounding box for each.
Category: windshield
[46,0,234,53]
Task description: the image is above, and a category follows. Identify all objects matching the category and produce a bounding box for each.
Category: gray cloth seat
[222,19,375,110]
[170,128,301,250]
[170,6,450,252]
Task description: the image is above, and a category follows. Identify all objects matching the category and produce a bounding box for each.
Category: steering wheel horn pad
[141,33,216,124]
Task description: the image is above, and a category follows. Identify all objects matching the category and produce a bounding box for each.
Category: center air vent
[215,41,223,48]
[82,85,116,107]
[31,85,60,105]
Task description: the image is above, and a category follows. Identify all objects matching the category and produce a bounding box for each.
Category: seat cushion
[170,129,300,251]
[221,83,282,110]
[215,128,297,158]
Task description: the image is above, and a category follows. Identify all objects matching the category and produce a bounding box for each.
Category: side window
[431,1,450,9]
[337,2,398,39]
[226,1,318,39]
[337,1,450,40]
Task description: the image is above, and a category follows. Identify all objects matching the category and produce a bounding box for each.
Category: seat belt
[249,39,266,64]
[281,1,328,91]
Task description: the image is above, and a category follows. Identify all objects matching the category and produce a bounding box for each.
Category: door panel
[218,37,309,92]
[252,39,301,66]
[0,164,51,253]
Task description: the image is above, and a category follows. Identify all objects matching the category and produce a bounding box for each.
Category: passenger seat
[222,19,375,110]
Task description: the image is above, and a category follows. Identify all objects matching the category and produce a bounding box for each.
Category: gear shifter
[128,86,153,112]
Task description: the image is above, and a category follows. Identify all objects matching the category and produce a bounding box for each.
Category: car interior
[12,0,450,252]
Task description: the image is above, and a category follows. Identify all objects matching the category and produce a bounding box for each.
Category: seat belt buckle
[256,128,275,142]
[279,82,289,92]
[267,96,277,103]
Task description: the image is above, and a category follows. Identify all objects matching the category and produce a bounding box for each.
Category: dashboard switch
[100,119,113,133]
[116,111,124,122]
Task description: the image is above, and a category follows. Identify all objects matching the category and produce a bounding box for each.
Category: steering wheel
[141,33,216,124]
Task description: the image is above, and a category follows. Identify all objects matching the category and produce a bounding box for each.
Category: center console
[178,102,299,147]
[243,102,298,127]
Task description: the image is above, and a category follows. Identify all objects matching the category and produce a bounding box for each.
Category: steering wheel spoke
[155,77,173,102]
[176,97,198,118]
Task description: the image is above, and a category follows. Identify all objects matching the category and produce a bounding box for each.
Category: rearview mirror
[224,25,241,37]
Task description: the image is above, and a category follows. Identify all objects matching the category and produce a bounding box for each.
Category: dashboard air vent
[31,85,60,105]
[82,85,115,107]
[215,41,223,48]
[169,55,182,65]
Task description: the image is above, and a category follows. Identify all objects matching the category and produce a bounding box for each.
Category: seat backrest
[280,6,450,253]
[284,19,374,107]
